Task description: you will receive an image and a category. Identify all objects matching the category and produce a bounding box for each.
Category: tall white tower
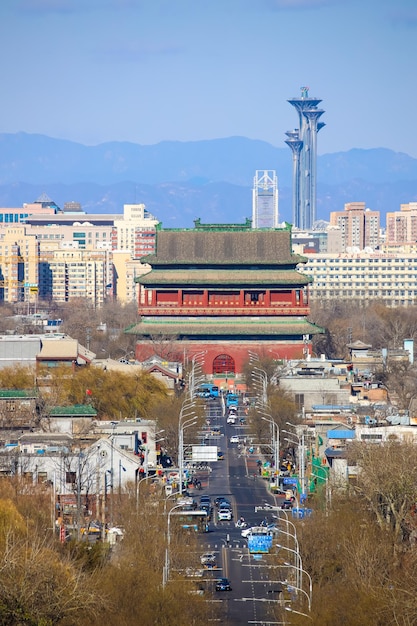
[252,170,279,229]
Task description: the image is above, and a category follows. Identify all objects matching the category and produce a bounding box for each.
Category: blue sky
[1,0,416,156]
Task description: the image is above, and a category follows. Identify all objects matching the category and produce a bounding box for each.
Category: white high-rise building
[252,170,279,229]
[113,204,159,259]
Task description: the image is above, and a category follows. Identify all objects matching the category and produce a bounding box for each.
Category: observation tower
[286,87,325,230]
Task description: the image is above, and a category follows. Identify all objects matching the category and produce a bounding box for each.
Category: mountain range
[0,132,416,228]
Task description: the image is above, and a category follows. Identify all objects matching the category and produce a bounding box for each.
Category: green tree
[42,367,168,420]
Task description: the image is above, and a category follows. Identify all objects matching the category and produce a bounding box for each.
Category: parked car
[216,577,232,591]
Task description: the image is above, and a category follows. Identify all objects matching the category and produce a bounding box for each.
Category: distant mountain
[0,133,416,227]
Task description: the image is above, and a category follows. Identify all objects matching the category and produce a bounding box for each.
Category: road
[192,399,288,625]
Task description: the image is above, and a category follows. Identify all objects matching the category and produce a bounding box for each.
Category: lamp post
[286,583,311,612]
[276,543,303,590]
[285,606,313,620]
[188,351,206,399]
[177,397,198,495]
[311,470,331,514]
[136,473,155,514]
[279,526,300,554]
[178,415,198,494]
[109,421,117,527]
[118,459,126,497]
[261,415,280,486]
[283,426,307,500]
[163,502,184,587]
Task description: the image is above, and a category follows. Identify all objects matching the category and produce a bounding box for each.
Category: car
[200,496,211,505]
[217,499,232,511]
[200,552,217,566]
[216,577,232,591]
[218,507,232,521]
[241,525,273,538]
[226,415,236,424]
[230,435,240,444]
[214,496,228,508]
[217,450,224,460]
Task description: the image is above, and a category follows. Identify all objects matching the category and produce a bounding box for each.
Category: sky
[1,0,417,156]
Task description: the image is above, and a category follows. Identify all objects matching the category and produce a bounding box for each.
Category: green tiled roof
[49,404,97,417]
[0,390,37,398]
[127,317,324,337]
[137,269,311,286]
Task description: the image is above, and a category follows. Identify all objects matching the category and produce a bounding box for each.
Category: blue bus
[197,384,219,399]
[226,393,238,408]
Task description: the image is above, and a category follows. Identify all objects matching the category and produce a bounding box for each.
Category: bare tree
[348,439,417,543]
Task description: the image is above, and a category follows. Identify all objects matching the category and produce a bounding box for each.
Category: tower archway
[212,354,235,375]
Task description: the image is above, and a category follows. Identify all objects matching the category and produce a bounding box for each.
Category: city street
[191,400,288,625]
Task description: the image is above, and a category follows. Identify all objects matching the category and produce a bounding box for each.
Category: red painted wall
[135,340,310,376]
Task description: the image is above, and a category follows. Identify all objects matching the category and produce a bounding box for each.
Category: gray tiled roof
[144,230,304,266]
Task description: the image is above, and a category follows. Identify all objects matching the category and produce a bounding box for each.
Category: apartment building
[111,252,152,305]
[329,202,380,251]
[0,197,161,307]
[386,202,417,246]
[0,226,39,303]
[48,248,111,305]
[301,251,417,306]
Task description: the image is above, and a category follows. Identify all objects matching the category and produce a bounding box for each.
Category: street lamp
[178,415,198,494]
[136,473,156,514]
[311,470,331,514]
[276,543,303,590]
[279,525,300,554]
[261,415,280,486]
[109,421,117,526]
[285,583,312,612]
[187,351,206,399]
[118,459,126,497]
[285,606,313,620]
[283,427,307,500]
[178,399,199,492]
[252,366,268,406]
[163,502,184,587]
